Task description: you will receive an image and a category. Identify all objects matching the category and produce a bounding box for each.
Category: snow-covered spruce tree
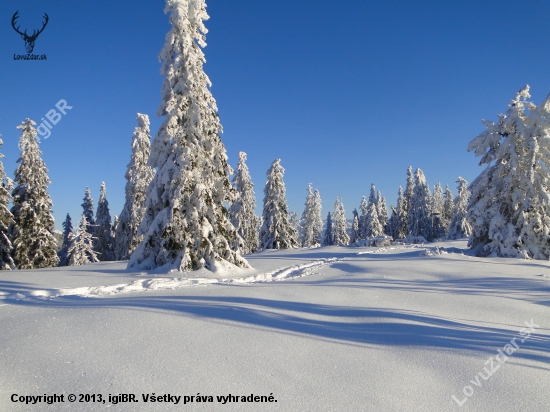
[0,134,15,270]
[115,113,155,260]
[404,166,415,219]
[81,187,95,234]
[68,215,99,266]
[351,212,361,243]
[311,189,323,245]
[129,0,249,271]
[448,177,472,240]
[467,85,550,258]
[289,212,301,245]
[443,185,454,221]
[331,197,350,246]
[57,213,73,267]
[95,182,115,261]
[363,184,382,237]
[387,206,399,239]
[365,201,383,238]
[112,216,118,239]
[300,183,315,247]
[300,184,323,247]
[377,191,388,233]
[259,159,298,250]
[407,168,433,241]
[323,212,333,246]
[358,196,368,239]
[229,152,259,254]
[431,182,447,239]
[395,186,408,239]
[368,184,378,209]
[10,119,59,269]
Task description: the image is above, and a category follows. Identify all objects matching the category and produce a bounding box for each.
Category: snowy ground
[1,239,549,411]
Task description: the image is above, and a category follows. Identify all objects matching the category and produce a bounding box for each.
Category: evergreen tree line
[2,0,548,268]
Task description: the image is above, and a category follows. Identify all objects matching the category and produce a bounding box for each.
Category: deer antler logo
[11,11,49,54]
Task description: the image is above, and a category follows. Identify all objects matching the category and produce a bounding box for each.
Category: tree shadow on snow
[3,287,549,368]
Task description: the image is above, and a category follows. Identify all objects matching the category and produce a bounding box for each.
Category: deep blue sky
[1,0,550,230]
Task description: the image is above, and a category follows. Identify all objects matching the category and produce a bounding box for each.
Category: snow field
[1,240,549,411]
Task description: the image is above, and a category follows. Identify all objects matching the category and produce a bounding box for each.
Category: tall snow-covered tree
[0,134,14,270]
[323,212,333,246]
[363,184,382,237]
[407,168,432,241]
[365,201,383,238]
[404,166,415,219]
[259,159,298,250]
[395,186,408,239]
[115,113,155,260]
[387,206,399,240]
[368,184,377,209]
[129,0,248,271]
[301,184,323,247]
[350,213,361,243]
[10,119,59,269]
[331,197,349,246]
[448,177,472,240]
[431,182,447,238]
[81,187,95,234]
[58,213,73,267]
[467,86,550,258]
[68,215,99,266]
[229,152,259,254]
[377,191,388,232]
[358,196,368,239]
[443,185,454,221]
[95,182,115,261]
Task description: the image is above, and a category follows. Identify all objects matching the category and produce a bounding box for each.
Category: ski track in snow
[1,244,432,301]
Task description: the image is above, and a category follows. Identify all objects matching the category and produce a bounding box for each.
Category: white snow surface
[1,239,549,411]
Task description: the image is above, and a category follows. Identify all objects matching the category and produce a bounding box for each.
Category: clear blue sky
[1,0,550,230]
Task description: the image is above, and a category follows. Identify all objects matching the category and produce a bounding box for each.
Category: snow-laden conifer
[407,168,432,241]
[68,215,99,266]
[387,206,399,240]
[358,196,368,239]
[300,184,323,247]
[350,211,360,244]
[0,134,14,270]
[259,159,298,250]
[331,198,349,246]
[112,216,118,240]
[467,86,550,258]
[377,191,388,232]
[443,185,454,221]
[448,177,472,240]
[58,213,73,267]
[431,182,447,238]
[404,166,415,218]
[365,201,383,237]
[289,212,301,246]
[95,182,115,261]
[81,187,95,234]
[395,186,408,239]
[115,114,155,260]
[323,212,333,246]
[10,119,59,269]
[129,0,248,271]
[229,152,259,254]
